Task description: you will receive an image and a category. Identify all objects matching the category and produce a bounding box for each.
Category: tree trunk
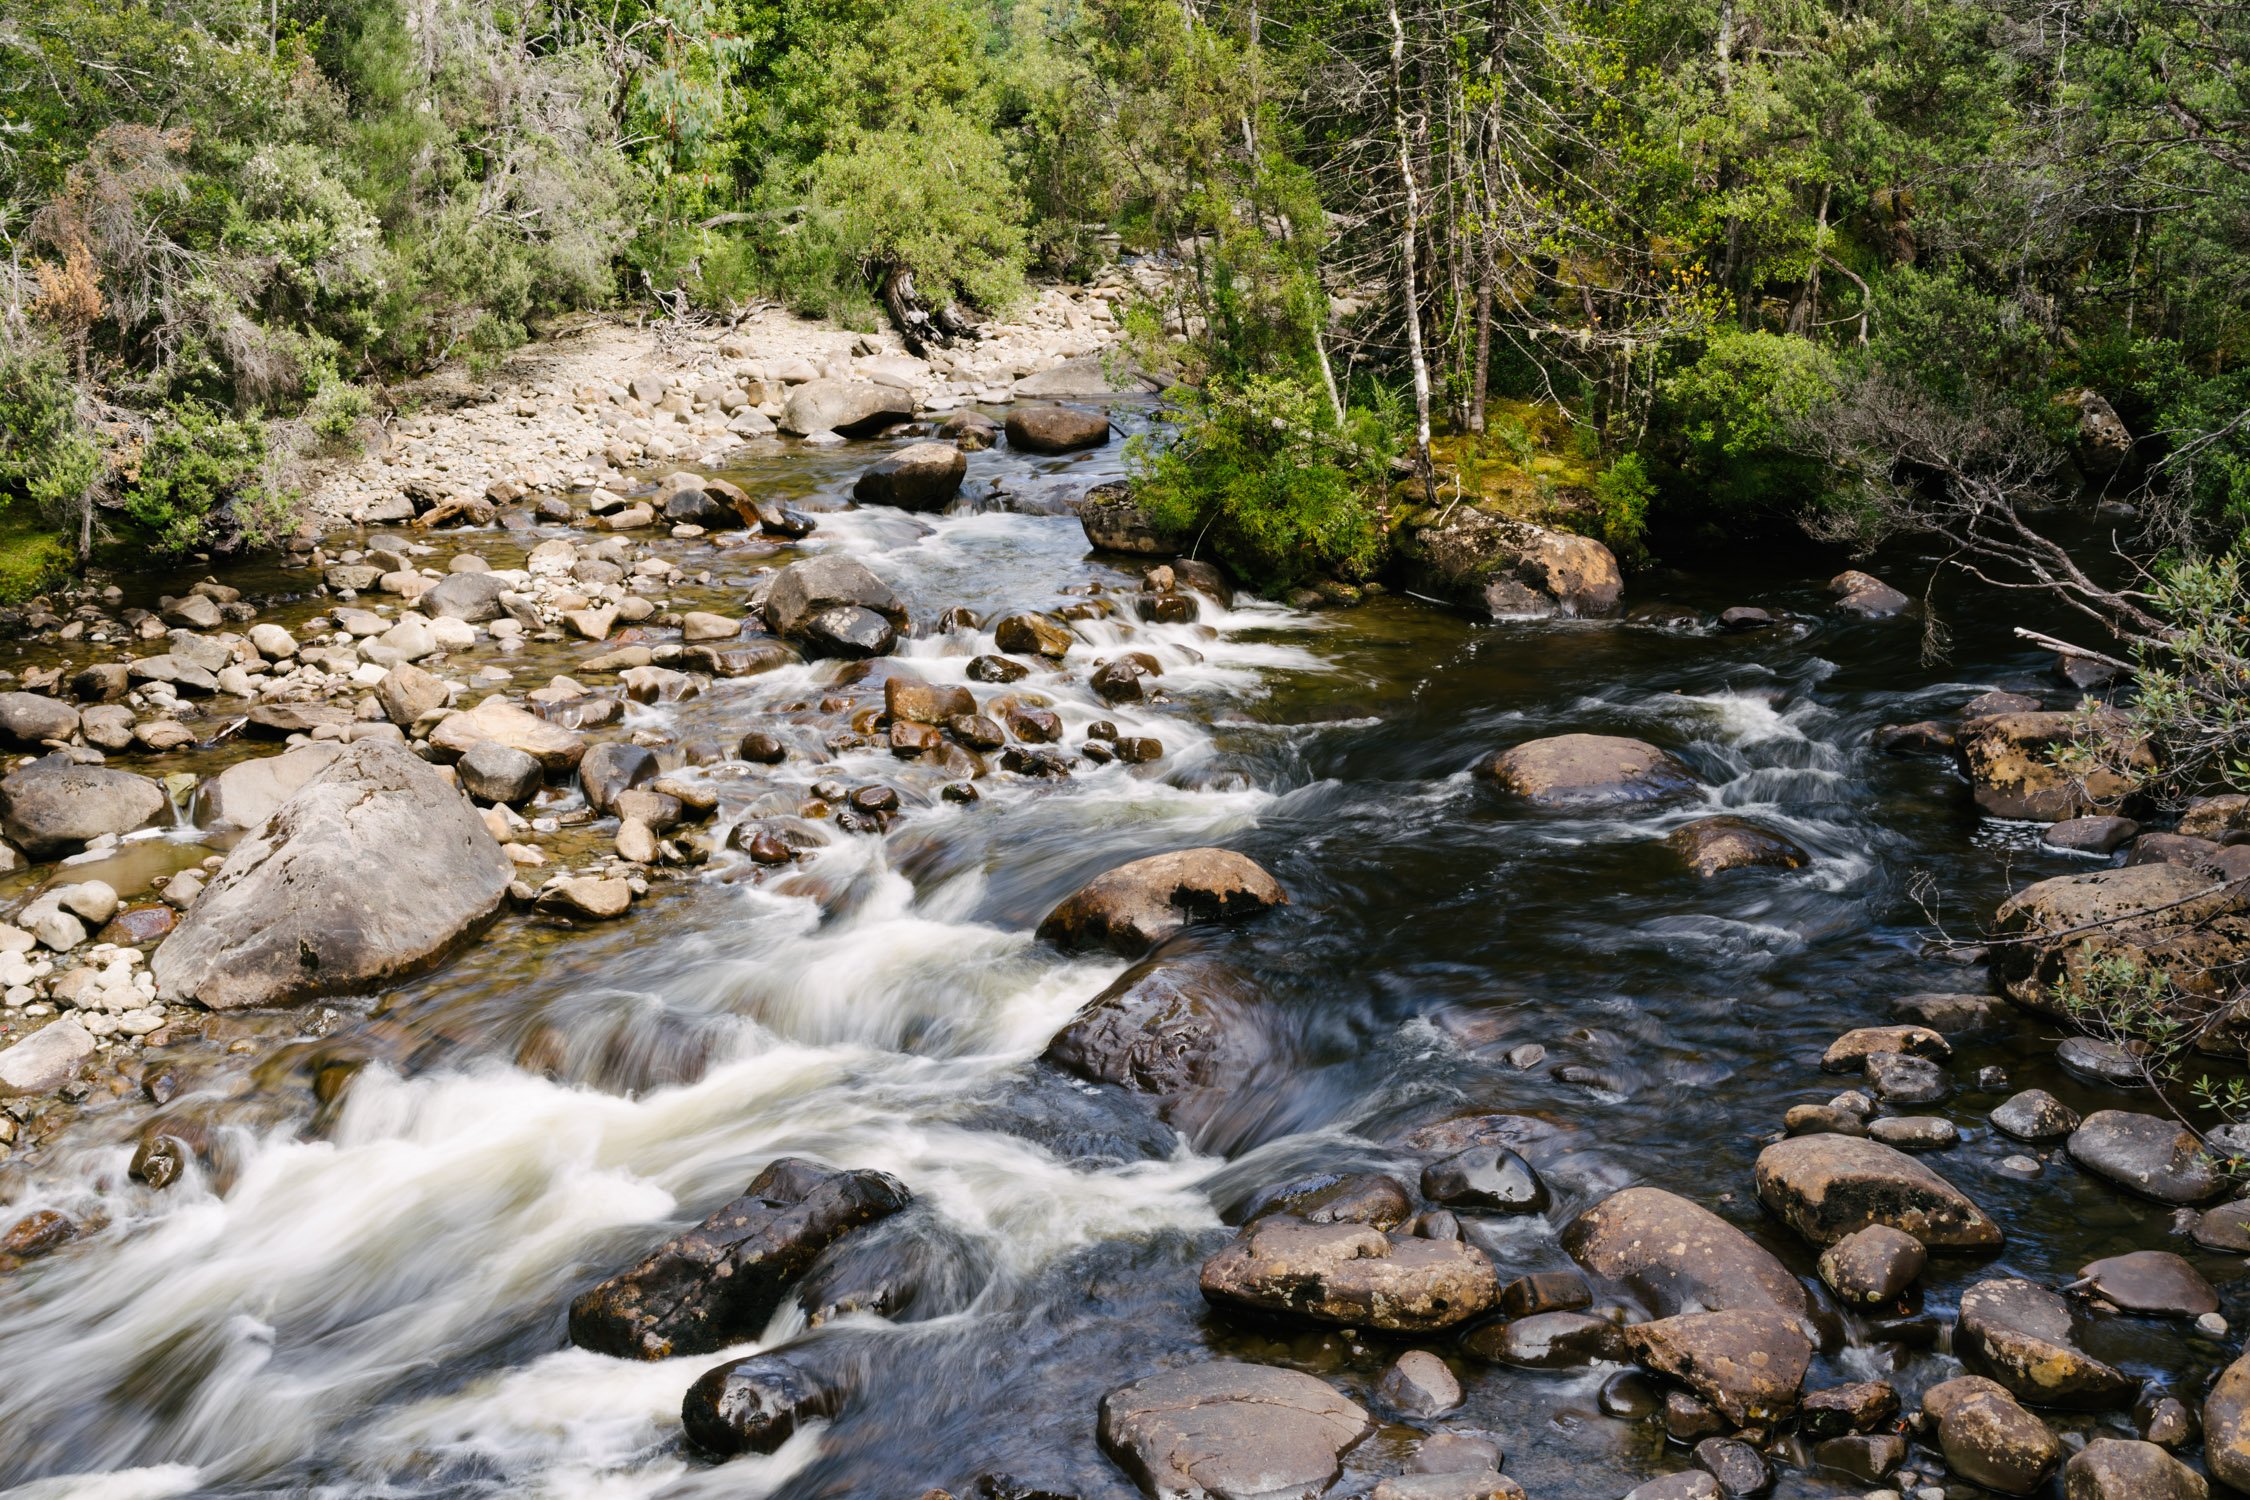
[1389,0,1437,504]
[1469,105,1498,435]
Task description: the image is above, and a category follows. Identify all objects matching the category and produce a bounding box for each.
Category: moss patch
[1425,399,1601,532]
[0,511,72,603]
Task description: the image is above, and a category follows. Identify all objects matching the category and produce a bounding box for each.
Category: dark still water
[0,406,2229,1500]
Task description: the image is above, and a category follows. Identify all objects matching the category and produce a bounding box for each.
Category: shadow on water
[0,403,2240,1499]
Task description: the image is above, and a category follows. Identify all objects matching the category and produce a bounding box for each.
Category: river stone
[1080,482,1171,554]
[1562,1186,1810,1323]
[886,675,975,726]
[1814,1433,1906,1483]
[579,741,657,816]
[1690,1436,1769,1496]
[2194,1199,2250,1252]
[1378,1350,1461,1416]
[1005,404,1111,453]
[0,762,167,858]
[1893,991,2001,1034]
[2067,1110,2227,1204]
[1991,864,2250,1006]
[1370,1473,1523,1500]
[1622,1308,1811,1426]
[0,692,80,748]
[1992,1089,2079,1142]
[569,1157,911,1359]
[457,740,542,805]
[245,701,356,739]
[1799,1381,1900,1439]
[2057,1035,2145,1087]
[0,1018,95,1096]
[1043,956,1267,1129]
[376,664,448,726]
[1622,1478,1719,1500]
[1665,816,1808,876]
[763,555,907,640]
[1239,1173,1415,1230]
[1831,569,1912,616]
[1866,1115,1957,1151]
[202,743,345,832]
[680,1349,844,1457]
[1783,1104,1865,1138]
[1816,1225,1925,1304]
[1421,1146,1547,1213]
[1479,734,1698,809]
[1036,848,1286,957]
[2047,815,2141,854]
[1753,1134,2002,1248]
[1864,1050,1949,1105]
[1395,508,1625,619]
[1821,1024,1950,1071]
[992,611,1075,659]
[1956,1277,2135,1408]
[2064,1438,2207,1500]
[779,379,914,437]
[1199,1220,1500,1331]
[1097,1362,1371,1500]
[2206,1352,2250,1490]
[428,697,587,774]
[2077,1250,2218,1317]
[153,738,511,1009]
[1922,1376,2063,1496]
[1959,710,2138,821]
[1461,1310,1625,1368]
[417,570,510,622]
[854,442,966,510]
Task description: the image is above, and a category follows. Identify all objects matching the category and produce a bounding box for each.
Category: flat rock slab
[1099,1362,1371,1500]
[2077,1250,2219,1318]
[1479,734,1699,809]
[1200,1220,1499,1332]
[1991,864,2250,1008]
[1753,1134,2002,1249]
[2067,1110,2227,1204]
[1563,1186,1810,1322]
[152,738,513,1009]
[1037,848,1286,957]
[569,1156,909,1359]
[0,1018,95,1097]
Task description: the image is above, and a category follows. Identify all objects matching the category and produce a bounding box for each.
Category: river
[0,399,2230,1499]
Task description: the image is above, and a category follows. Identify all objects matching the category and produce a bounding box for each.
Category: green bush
[125,402,295,554]
[1593,453,1656,561]
[0,344,96,593]
[1131,374,1394,593]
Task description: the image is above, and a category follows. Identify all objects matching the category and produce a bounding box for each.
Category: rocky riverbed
[0,293,2247,1500]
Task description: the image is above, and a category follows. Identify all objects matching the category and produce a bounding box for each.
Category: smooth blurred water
[0,404,2235,1499]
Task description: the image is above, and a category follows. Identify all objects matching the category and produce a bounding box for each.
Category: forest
[3,0,2248,624]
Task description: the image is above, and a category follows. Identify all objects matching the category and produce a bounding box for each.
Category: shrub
[1131,374,1394,593]
[124,402,294,553]
[0,343,98,587]
[1593,452,1656,561]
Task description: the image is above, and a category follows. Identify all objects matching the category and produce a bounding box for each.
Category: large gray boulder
[201,744,345,833]
[417,571,511,623]
[1005,404,1112,453]
[0,1018,95,1097]
[853,443,966,511]
[0,761,167,858]
[152,738,512,1009]
[1099,1362,1371,1500]
[779,380,914,437]
[0,693,80,748]
[762,555,908,662]
[1956,1278,2135,1409]
[1079,481,1173,555]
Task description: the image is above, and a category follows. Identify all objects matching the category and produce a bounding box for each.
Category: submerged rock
[1479,734,1699,809]
[1665,816,1809,876]
[152,738,512,1009]
[681,1348,847,1457]
[1199,1219,1500,1332]
[1043,955,1269,1130]
[1098,1362,1371,1500]
[569,1157,910,1360]
[1036,848,1286,957]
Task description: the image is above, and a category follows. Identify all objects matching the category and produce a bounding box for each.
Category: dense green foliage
[2,0,2247,602]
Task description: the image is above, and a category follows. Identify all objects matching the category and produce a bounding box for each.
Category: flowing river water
[0,400,2235,1500]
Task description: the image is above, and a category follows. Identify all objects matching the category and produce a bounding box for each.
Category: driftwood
[881,266,979,356]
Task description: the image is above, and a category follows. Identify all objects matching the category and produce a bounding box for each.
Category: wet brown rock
[2064,1438,2208,1500]
[680,1349,848,1457]
[1752,1134,2002,1249]
[1816,1225,1925,1305]
[1991,1088,2079,1142]
[1959,710,2141,821]
[1691,1436,1770,1496]
[992,612,1075,659]
[1956,1277,2135,1409]
[1080,482,1172,555]
[1479,734,1699,809]
[1043,956,1269,1130]
[1819,1025,1950,1072]
[1460,1310,1625,1368]
[886,675,975,726]
[1420,1147,1546,1213]
[1562,1186,1810,1323]
[1097,1362,1370,1500]
[1005,405,1111,453]
[1797,1381,1899,1439]
[2076,1250,2218,1318]
[1377,1350,1462,1415]
[2047,814,2141,854]
[569,1157,910,1360]
[0,1208,76,1262]
[1666,816,1808,876]
[1497,1270,1590,1317]
[1830,570,1911,617]
[1370,1472,1524,1500]
[1395,508,1625,619]
[854,442,967,510]
[152,738,512,1009]
[2205,1352,2250,1490]
[1921,1376,2063,1495]
[1622,1309,1811,1426]
[1239,1173,1415,1230]
[1036,848,1285,957]
[2067,1110,2228,1204]
[1198,1220,1500,1332]
[1991,864,2250,1008]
